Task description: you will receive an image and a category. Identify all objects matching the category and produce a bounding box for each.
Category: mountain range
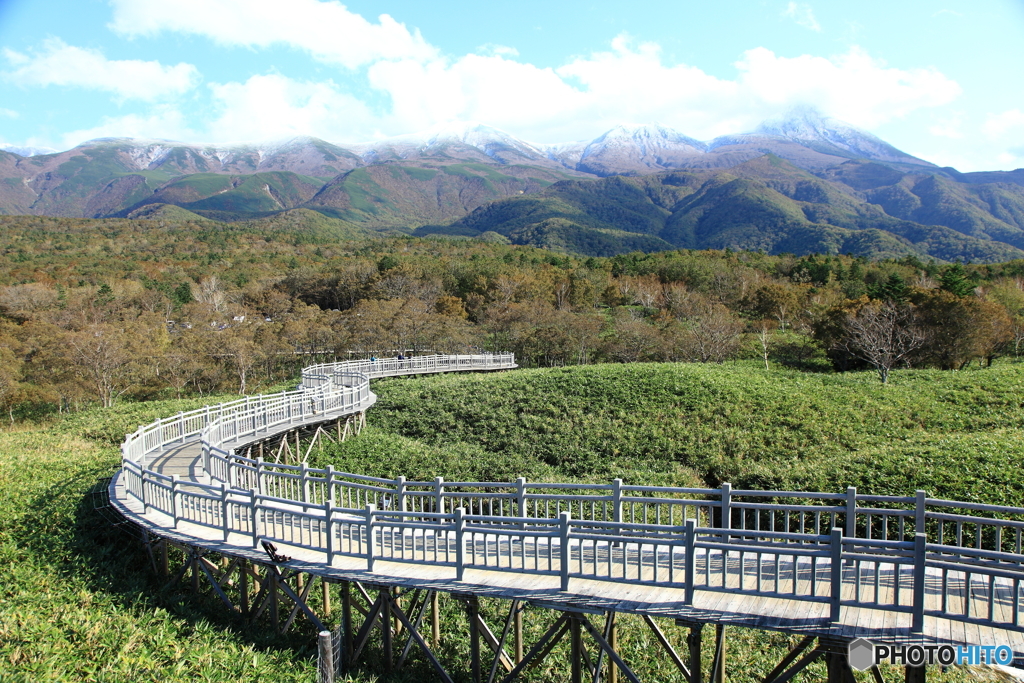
[2,109,1024,262]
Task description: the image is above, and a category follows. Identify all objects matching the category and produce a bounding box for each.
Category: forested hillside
[2,211,1024,417]
[418,157,1024,261]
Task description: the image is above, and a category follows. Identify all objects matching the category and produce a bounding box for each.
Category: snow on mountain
[353,122,549,164]
[28,112,934,179]
[752,107,934,166]
[581,124,707,158]
[0,143,59,157]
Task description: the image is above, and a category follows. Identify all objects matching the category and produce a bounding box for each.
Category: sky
[0,0,1023,171]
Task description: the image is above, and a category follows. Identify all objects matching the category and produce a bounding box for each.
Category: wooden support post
[295,431,300,463]
[609,611,619,683]
[239,558,249,616]
[905,666,926,683]
[514,600,524,664]
[336,417,342,441]
[191,549,200,594]
[322,578,331,617]
[159,538,169,577]
[711,624,726,683]
[570,614,583,683]
[468,596,482,683]
[342,582,353,670]
[686,622,703,683]
[394,587,403,636]
[432,591,441,648]
[270,569,280,633]
[318,630,335,683]
[381,587,393,675]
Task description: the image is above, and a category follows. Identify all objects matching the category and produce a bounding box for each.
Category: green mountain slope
[415,156,1024,262]
[304,162,573,228]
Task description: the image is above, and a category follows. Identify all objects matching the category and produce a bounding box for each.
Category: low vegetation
[5,359,1014,681]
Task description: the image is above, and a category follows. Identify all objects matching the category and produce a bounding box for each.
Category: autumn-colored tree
[745,283,802,331]
[912,290,1013,370]
[671,297,744,363]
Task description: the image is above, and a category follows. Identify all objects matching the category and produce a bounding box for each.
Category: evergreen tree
[939,263,976,297]
[869,274,910,302]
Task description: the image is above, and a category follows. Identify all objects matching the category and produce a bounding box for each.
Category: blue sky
[0,0,1022,171]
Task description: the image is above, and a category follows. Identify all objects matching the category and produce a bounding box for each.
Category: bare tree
[66,323,146,407]
[683,301,744,363]
[753,319,777,371]
[838,301,924,384]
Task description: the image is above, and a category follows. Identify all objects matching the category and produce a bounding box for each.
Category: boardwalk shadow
[12,468,321,667]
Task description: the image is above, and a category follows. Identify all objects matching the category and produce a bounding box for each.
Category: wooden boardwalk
[108,353,1024,668]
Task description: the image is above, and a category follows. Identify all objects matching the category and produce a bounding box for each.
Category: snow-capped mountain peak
[753,106,931,166]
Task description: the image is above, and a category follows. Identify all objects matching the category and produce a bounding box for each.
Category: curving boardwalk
[109,354,1024,668]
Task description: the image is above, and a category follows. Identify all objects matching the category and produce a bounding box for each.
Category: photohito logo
[847,639,1014,670]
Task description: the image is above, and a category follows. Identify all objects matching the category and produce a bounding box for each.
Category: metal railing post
[250,490,261,548]
[221,483,230,541]
[395,476,407,517]
[719,483,732,541]
[455,507,466,580]
[301,462,310,508]
[516,477,527,528]
[912,532,927,633]
[612,478,623,525]
[830,527,842,622]
[434,476,445,515]
[685,518,696,604]
[326,487,336,566]
[365,504,377,571]
[915,490,927,538]
[171,475,180,528]
[845,486,857,538]
[560,511,571,591]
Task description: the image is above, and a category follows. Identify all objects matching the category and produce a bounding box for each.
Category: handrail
[115,353,1024,635]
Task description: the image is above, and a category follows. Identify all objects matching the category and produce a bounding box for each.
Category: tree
[753,319,777,371]
[837,301,924,383]
[939,263,976,297]
[868,273,910,303]
[66,323,148,407]
[746,283,801,331]
[913,290,1013,370]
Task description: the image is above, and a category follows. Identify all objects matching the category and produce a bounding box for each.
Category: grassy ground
[2,361,1019,681]
[322,360,1024,504]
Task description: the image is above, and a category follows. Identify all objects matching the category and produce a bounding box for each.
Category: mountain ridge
[3,111,1024,263]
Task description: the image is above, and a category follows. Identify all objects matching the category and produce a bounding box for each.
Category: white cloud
[734,46,961,130]
[783,3,822,32]
[0,108,17,119]
[108,0,436,69]
[205,74,377,143]
[983,109,1024,139]
[928,112,964,139]
[3,38,198,102]
[476,44,520,58]
[360,38,961,144]
[59,107,197,148]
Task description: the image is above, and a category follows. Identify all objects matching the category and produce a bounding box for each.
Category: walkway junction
[107,354,1024,682]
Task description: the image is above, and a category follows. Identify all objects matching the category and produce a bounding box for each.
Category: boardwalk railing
[118,354,1024,634]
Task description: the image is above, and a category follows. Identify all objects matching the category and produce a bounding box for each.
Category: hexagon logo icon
[848,638,876,671]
